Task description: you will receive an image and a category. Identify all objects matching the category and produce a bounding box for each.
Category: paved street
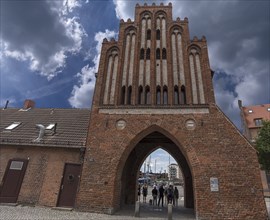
[0,186,196,220]
[0,204,195,220]
[0,188,269,220]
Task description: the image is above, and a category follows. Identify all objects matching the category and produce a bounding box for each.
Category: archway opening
[119,131,194,210]
[138,149,185,208]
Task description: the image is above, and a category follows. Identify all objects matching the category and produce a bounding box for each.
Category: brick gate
[76,3,268,219]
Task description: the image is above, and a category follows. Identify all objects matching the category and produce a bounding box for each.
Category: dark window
[127,86,132,105]
[156,86,161,104]
[146,48,150,60]
[174,86,179,104]
[162,48,166,59]
[121,86,125,105]
[163,86,168,104]
[140,48,144,60]
[156,29,160,40]
[145,86,151,104]
[254,118,263,126]
[147,29,151,40]
[180,85,186,104]
[156,48,160,59]
[138,86,143,104]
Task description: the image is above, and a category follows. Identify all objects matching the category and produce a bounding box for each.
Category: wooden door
[0,159,28,203]
[57,163,81,207]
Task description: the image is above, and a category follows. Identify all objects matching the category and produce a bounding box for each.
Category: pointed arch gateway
[114,125,194,209]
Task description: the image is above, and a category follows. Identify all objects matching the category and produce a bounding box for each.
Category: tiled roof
[242,104,270,128]
[0,108,90,148]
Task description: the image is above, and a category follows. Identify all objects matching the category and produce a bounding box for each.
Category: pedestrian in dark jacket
[174,186,179,206]
[142,183,148,203]
[152,186,158,205]
[167,185,174,204]
[158,185,164,207]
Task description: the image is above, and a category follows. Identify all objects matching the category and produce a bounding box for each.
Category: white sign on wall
[210,177,219,192]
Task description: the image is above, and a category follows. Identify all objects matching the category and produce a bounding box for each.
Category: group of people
[138,183,179,207]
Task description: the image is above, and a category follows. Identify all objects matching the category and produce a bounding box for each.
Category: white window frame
[5,122,21,130]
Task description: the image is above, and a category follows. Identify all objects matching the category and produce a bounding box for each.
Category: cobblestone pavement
[0,204,195,220]
[0,197,268,219]
[1,200,269,220]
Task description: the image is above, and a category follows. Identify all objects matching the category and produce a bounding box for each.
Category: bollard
[135,200,140,217]
[168,203,172,220]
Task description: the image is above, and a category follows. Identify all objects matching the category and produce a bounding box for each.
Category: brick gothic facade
[76,3,268,219]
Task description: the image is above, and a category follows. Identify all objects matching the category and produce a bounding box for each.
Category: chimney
[23,99,35,109]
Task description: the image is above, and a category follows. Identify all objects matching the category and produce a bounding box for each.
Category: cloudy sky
[1,0,269,172]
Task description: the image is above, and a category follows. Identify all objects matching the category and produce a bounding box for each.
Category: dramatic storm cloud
[68,29,117,108]
[1,0,86,80]
[1,0,269,128]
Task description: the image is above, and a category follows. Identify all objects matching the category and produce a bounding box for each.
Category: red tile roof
[242,104,270,128]
[0,108,90,148]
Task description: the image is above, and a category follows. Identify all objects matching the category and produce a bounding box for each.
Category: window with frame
[121,86,126,105]
[254,118,263,126]
[138,86,143,104]
[127,86,132,105]
[5,122,21,130]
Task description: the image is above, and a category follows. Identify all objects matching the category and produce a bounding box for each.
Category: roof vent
[3,100,9,109]
[34,124,45,142]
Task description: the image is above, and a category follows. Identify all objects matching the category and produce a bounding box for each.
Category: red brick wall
[76,104,268,218]
[0,146,81,206]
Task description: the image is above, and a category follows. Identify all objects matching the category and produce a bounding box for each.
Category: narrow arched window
[156,29,160,40]
[140,48,144,60]
[138,86,143,104]
[127,86,132,105]
[163,86,168,104]
[156,86,161,104]
[147,29,151,40]
[174,86,179,104]
[180,85,187,104]
[146,48,150,60]
[156,48,160,59]
[121,86,126,105]
[162,48,167,59]
[145,86,151,104]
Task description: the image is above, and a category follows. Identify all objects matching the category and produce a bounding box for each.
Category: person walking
[158,185,164,207]
[167,185,174,205]
[142,183,148,203]
[152,186,158,205]
[174,186,179,207]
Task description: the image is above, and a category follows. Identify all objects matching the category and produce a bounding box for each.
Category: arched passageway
[120,131,194,209]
